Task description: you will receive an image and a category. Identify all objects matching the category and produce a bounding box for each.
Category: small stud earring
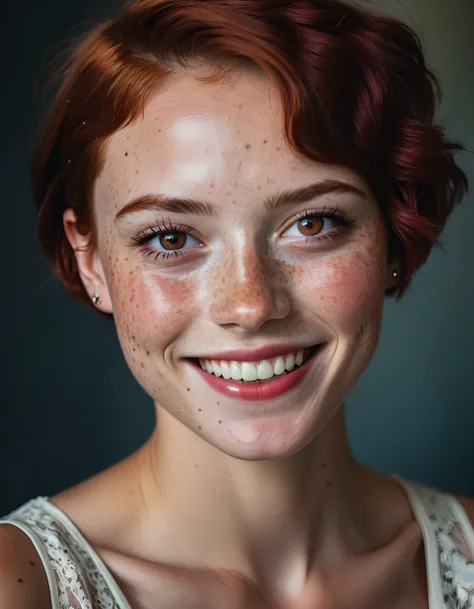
[392,270,398,278]
[92,294,100,306]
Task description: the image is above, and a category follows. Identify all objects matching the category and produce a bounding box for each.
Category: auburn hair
[31,0,468,315]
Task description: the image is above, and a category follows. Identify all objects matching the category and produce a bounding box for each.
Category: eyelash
[295,206,355,240]
[131,218,197,261]
[131,206,355,261]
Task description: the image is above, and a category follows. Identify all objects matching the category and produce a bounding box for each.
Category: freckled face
[94,71,390,459]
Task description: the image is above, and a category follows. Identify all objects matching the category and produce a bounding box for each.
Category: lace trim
[2,497,129,609]
[409,484,474,609]
[2,486,474,609]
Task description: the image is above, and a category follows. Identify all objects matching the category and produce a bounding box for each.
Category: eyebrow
[114,179,367,220]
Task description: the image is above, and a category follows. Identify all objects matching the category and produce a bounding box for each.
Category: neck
[130,404,398,596]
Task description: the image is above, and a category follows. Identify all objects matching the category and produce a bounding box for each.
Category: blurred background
[1,0,473,514]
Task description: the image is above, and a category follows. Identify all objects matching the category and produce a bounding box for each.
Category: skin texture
[69,70,393,459]
[57,69,434,607]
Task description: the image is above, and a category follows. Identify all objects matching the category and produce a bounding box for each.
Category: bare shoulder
[50,454,145,548]
[0,523,51,609]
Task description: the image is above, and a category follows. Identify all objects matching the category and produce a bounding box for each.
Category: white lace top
[1,477,474,609]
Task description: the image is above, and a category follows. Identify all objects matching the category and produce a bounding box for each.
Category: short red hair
[31,0,468,315]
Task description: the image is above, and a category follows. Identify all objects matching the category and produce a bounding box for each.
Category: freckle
[245,143,251,150]
[198,426,202,429]
[321,462,326,469]
[218,420,222,424]
[29,561,35,566]
[187,388,190,391]
[18,579,23,583]
[263,139,268,144]
[194,463,199,469]
[146,351,150,356]
[276,147,281,151]
[326,481,333,489]
[198,408,202,412]
[217,402,220,406]
[124,152,128,156]
[141,362,144,368]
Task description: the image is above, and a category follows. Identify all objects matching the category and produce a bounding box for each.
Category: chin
[202,410,320,461]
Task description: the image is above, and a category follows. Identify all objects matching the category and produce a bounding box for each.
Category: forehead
[97,71,369,207]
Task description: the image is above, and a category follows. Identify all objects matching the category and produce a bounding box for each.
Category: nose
[209,243,291,333]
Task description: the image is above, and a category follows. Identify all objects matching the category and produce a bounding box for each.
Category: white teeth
[257,360,274,380]
[273,357,286,375]
[220,361,232,380]
[241,362,258,382]
[198,348,310,383]
[230,361,243,380]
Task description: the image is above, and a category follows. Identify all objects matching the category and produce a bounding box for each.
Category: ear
[63,208,113,314]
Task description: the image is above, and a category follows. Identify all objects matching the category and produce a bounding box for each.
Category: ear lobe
[63,208,113,314]
[386,265,399,291]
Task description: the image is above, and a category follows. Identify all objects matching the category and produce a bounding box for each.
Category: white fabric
[1,497,131,609]
[396,477,474,608]
[1,477,474,608]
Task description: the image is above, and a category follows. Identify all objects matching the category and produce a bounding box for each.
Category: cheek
[294,251,386,330]
[109,263,199,348]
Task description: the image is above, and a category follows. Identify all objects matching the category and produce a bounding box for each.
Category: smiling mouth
[187,344,322,384]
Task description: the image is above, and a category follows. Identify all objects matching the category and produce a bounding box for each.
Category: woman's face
[89,70,394,459]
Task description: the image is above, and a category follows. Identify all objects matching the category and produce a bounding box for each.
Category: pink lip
[190,342,318,363]
[189,344,325,402]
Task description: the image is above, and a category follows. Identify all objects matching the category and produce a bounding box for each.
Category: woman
[0,0,472,607]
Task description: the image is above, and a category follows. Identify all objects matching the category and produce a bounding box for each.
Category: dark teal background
[1,0,472,514]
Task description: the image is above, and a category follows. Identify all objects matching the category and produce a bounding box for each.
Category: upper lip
[187,342,323,362]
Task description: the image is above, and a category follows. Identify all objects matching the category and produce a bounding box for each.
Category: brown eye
[159,231,187,250]
[297,216,324,236]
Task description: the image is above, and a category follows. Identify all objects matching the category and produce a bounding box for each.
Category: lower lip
[188,345,325,402]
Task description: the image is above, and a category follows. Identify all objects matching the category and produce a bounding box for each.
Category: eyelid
[129,206,356,264]
[279,205,355,237]
[132,218,197,243]
[129,219,205,265]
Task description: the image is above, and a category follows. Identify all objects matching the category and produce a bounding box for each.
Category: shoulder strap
[395,477,445,607]
[396,476,474,609]
[449,497,474,558]
[1,497,130,609]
